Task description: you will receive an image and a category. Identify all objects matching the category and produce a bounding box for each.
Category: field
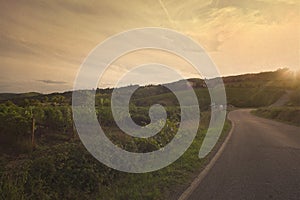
[0,69,299,199]
[0,100,231,199]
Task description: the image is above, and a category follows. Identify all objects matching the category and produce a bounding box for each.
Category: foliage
[289,88,300,106]
[0,102,74,154]
[253,107,300,126]
[1,69,296,199]
[0,102,32,154]
[0,118,231,200]
[0,143,118,200]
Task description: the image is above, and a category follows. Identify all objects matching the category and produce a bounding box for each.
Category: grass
[133,87,285,109]
[225,87,285,107]
[288,88,300,106]
[0,113,232,200]
[252,107,300,126]
[1,69,298,199]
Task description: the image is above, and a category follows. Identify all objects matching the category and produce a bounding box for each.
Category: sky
[0,0,299,93]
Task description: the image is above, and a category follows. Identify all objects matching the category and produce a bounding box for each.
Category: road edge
[178,111,236,200]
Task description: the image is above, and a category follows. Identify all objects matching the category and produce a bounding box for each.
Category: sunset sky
[0,0,299,93]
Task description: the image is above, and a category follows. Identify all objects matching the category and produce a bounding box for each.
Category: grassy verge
[252,107,300,126]
[0,114,232,200]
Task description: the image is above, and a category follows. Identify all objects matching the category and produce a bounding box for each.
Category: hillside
[2,68,297,109]
[0,68,299,199]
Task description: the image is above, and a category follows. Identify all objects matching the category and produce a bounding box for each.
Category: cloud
[158,0,176,27]
[256,0,299,5]
[37,80,67,85]
[0,0,299,93]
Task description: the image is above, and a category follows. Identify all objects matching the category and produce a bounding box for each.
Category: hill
[0,68,298,109]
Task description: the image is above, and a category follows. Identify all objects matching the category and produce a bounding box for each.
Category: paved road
[188,109,300,200]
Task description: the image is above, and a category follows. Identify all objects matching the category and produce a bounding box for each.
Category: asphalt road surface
[188,109,300,200]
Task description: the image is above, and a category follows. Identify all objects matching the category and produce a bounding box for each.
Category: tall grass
[0,113,231,200]
[253,107,300,126]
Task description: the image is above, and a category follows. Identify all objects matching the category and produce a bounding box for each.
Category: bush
[0,103,32,154]
[254,107,300,126]
[289,89,300,106]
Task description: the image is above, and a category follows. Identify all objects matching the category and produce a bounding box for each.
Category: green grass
[133,87,285,109]
[225,87,285,107]
[288,88,300,106]
[1,69,299,199]
[252,107,300,126]
[0,114,232,200]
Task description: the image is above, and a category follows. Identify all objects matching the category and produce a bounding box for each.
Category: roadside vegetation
[0,69,298,199]
[288,88,300,107]
[0,96,231,199]
[253,88,300,126]
[253,107,300,126]
[252,70,300,126]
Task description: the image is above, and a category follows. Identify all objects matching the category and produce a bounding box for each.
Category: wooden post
[72,122,77,139]
[31,117,35,148]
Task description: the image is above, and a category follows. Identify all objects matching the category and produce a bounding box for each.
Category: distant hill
[0,92,41,101]
[1,69,298,108]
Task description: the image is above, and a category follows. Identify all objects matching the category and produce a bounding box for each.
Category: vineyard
[0,69,299,199]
